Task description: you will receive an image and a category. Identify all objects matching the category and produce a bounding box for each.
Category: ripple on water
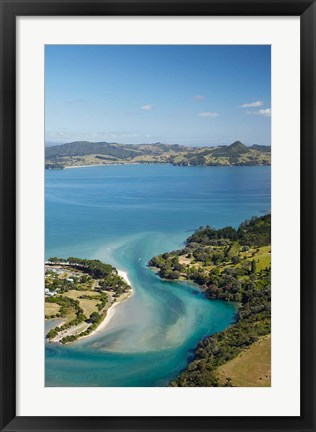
[45,165,270,385]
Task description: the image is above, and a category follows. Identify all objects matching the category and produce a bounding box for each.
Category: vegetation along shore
[149,214,271,387]
[45,257,132,344]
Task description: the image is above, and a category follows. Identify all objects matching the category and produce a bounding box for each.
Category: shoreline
[117,269,132,286]
[46,268,134,344]
[51,162,270,170]
[63,162,155,169]
[73,269,134,342]
[65,163,126,169]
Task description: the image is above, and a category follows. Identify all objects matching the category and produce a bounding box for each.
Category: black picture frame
[0,1,315,431]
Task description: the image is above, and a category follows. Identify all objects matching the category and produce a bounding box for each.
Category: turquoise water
[45,164,270,386]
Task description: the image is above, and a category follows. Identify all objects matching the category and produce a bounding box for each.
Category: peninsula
[45,257,132,344]
[149,214,271,387]
[45,140,271,169]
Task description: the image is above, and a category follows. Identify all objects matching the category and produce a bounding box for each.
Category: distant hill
[46,141,141,159]
[213,140,248,154]
[45,140,271,169]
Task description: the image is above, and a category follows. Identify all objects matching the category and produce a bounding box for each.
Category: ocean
[45,164,271,386]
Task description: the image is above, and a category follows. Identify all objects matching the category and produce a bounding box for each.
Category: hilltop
[45,140,271,169]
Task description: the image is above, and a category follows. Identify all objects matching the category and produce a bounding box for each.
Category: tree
[232,255,241,264]
[90,312,101,323]
[48,257,59,263]
[251,259,257,274]
[224,377,233,387]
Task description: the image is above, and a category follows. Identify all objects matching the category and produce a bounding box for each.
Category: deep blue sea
[45,164,271,386]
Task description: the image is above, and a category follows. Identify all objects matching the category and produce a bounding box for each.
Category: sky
[45,45,271,147]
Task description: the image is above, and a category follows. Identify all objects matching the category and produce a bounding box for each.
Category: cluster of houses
[45,260,85,268]
[45,288,58,297]
[45,268,75,297]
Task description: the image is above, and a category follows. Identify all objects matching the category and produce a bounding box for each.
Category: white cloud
[247,108,271,117]
[239,100,264,108]
[141,104,153,110]
[194,95,206,100]
[198,112,219,118]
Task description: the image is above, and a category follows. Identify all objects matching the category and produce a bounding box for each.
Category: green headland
[149,214,271,386]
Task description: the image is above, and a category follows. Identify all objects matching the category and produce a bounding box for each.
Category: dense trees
[99,274,130,297]
[237,214,271,246]
[149,216,271,303]
[186,214,271,247]
[66,257,116,279]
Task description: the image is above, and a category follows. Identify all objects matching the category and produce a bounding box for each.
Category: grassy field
[255,246,271,271]
[177,245,271,276]
[63,309,77,324]
[216,334,271,387]
[45,302,60,317]
[79,299,101,317]
[59,289,103,318]
[61,290,100,300]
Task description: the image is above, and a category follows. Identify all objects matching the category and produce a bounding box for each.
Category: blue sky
[45,45,271,147]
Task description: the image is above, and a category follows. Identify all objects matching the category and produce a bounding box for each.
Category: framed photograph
[0,0,315,431]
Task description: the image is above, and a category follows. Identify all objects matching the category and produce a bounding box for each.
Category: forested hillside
[149,215,271,386]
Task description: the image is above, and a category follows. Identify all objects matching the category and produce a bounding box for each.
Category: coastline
[64,162,148,169]
[117,269,132,286]
[46,268,134,344]
[65,163,124,169]
[51,161,270,170]
[74,269,134,341]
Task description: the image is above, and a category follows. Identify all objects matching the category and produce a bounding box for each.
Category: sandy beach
[77,269,133,340]
[117,269,132,286]
[65,164,110,169]
[95,269,133,331]
[64,162,141,169]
